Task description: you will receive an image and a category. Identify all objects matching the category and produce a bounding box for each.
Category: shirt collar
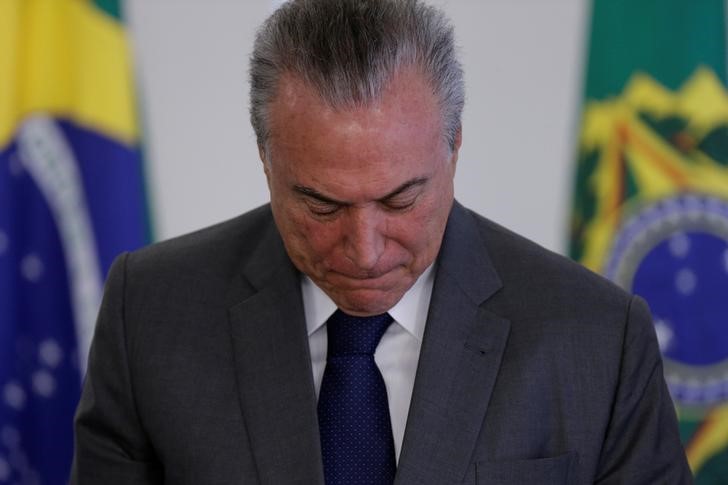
[302,264,435,342]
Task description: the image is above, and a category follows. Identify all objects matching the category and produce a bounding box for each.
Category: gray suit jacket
[72,202,691,484]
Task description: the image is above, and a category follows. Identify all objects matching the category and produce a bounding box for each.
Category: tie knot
[326,310,393,356]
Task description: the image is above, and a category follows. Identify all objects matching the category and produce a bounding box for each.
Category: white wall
[126,0,588,254]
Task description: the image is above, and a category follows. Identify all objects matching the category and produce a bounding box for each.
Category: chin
[331,288,404,317]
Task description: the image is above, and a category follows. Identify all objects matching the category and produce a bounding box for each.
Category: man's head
[250,0,464,316]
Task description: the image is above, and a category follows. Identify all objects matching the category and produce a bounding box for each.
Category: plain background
[125,0,588,254]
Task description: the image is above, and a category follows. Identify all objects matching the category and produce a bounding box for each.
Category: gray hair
[249,0,464,152]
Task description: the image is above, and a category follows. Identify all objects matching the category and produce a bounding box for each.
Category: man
[72,0,691,483]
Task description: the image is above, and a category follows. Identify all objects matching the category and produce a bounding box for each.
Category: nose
[343,206,385,271]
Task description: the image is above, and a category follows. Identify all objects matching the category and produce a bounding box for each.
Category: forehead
[265,70,446,169]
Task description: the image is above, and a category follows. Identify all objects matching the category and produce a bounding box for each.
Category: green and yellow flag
[572,1,728,482]
[1,0,150,480]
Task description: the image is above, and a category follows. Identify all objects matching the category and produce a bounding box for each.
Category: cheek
[416,193,450,230]
[381,214,436,256]
[392,199,450,256]
[283,210,342,261]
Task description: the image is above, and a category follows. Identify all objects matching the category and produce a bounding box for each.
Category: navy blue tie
[317,310,396,485]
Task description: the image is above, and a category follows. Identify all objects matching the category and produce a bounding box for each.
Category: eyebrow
[293,177,429,206]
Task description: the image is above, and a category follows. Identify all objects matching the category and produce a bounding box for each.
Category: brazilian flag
[572,1,728,482]
[0,0,150,481]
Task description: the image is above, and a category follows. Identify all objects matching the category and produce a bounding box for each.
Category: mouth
[327,267,402,287]
[334,269,388,280]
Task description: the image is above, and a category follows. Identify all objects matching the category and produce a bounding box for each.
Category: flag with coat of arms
[0,0,150,482]
[571,0,728,483]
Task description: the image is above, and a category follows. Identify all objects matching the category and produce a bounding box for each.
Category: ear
[450,127,462,172]
[259,144,272,187]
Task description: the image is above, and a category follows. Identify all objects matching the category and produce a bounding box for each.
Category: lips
[333,269,390,280]
[325,267,403,289]
[324,256,408,280]
[328,261,406,280]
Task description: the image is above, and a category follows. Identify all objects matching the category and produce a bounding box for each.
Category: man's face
[262,70,460,316]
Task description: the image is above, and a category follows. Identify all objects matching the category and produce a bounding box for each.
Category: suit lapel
[227,223,325,485]
[396,202,511,484]
[225,203,508,484]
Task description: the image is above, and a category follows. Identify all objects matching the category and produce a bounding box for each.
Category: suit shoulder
[123,204,276,280]
[465,209,633,314]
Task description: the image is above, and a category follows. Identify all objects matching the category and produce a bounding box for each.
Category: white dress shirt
[301,264,435,462]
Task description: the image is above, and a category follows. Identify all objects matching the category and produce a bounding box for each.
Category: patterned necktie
[317,309,396,485]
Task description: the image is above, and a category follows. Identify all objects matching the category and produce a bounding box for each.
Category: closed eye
[382,194,418,211]
[305,198,341,215]
[379,181,426,211]
[293,185,345,216]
